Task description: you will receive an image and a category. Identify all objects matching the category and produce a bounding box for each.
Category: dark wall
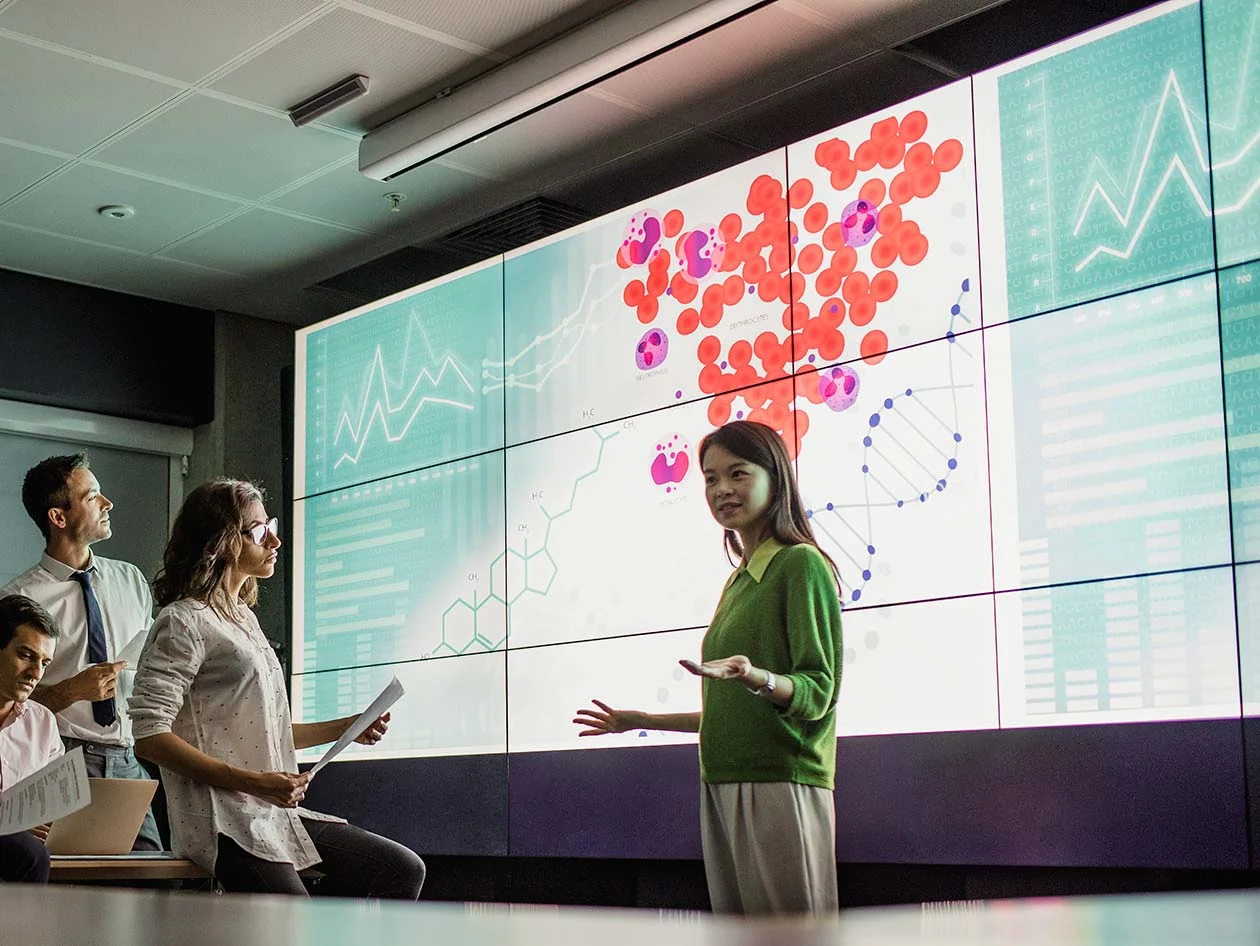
[0,267,214,427]
[306,720,1250,870]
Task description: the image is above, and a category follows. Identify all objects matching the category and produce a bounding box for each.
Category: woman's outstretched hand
[680,655,753,683]
[573,699,636,736]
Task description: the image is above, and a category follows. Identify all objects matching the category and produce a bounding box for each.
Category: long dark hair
[698,421,840,585]
[152,479,265,617]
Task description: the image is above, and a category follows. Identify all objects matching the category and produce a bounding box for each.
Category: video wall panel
[507,627,705,753]
[294,259,504,498]
[502,394,744,651]
[1221,259,1260,562]
[293,650,507,760]
[974,0,1215,325]
[994,565,1241,727]
[292,0,1260,862]
[986,274,1232,593]
[501,152,791,446]
[1204,0,1260,267]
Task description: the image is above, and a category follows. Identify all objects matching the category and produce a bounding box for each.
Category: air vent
[438,196,591,258]
[309,245,485,302]
[308,197,591,304]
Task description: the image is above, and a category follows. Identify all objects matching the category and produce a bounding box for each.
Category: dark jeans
[0,831,51,883]
[62,737,163,851]
[214,819,425,899]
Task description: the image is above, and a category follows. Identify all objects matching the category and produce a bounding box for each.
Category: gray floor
[4,885,1260,945]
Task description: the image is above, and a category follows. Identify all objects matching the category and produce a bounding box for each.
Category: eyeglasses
[242,517,280,545]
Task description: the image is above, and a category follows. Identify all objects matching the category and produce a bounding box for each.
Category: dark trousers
[62,738,163,851]
[0,831,51,883]
[214,819,425,899]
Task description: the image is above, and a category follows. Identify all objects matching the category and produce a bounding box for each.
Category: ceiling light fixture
[288,74,371,127]
[358,0,770,181]
[97,204,135,219]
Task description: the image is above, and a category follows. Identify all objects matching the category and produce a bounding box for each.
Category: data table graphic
[1238,563,1260,713]
[995,565,1241,726]
[294,650,507,761]
[1220,260,1260,562]
[292,455,506,676]
[1204,0,1260,266]
[988,274,1232,592]
[987,273,1238,726]
[977,0,1216,322]
[295,260,504,497]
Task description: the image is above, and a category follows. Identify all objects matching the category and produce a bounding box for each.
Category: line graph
[485,260,620,395]
[301,260,504,495]
[1071,70,1211,271]
[332,343,475,469]
[1205,0,1260,265]
[996,0,1217,318]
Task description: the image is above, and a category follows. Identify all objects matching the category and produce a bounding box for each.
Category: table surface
[4,885,1260,945]
[47,855,209,881]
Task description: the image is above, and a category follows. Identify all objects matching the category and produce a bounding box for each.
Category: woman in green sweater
[574,420,844,915]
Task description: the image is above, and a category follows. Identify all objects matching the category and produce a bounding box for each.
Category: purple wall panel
[834,721,1248,869]
[303,754,509,856]
[509,744,703,859]
[308,720,1248,868]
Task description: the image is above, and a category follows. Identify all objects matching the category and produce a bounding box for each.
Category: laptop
[45,778,158,856]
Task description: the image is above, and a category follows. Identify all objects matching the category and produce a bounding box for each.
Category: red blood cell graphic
[614,107,964,456]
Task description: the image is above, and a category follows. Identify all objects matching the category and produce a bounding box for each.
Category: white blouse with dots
[128,599,342,873]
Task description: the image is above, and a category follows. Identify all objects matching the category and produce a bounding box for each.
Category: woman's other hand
[247,770,311,808]
[573,699,637,736]
[354,711,390,745]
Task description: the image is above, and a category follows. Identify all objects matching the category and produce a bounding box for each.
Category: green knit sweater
[698,539,844,789]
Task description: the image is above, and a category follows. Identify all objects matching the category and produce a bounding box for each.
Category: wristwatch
[746,671,776,698]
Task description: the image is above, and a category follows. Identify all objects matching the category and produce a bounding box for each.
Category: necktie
[71,568,116,727]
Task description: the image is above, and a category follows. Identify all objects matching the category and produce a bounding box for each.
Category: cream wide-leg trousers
[700,781,839,916]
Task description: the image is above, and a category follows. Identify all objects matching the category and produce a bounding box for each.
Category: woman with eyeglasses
[129,479,425,897]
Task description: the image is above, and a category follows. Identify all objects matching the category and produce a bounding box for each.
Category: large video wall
[292,0,1260,862]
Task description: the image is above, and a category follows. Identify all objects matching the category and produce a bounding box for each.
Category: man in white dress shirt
[0,594,63,883]
[1,453,162,851]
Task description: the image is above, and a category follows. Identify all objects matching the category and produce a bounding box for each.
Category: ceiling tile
[159,207,367,274]
[103,257,251,310]
[354,0,620,52]
[0,142,67,203]
[0,163,242,253]
[0,221,150,287]
[94,94,356,200]
[0,35,177,153]
[0,0,321,83]
[268,158,486,233]
[211,8,484,133]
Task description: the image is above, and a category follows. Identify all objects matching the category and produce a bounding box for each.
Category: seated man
[0,595,62,884]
